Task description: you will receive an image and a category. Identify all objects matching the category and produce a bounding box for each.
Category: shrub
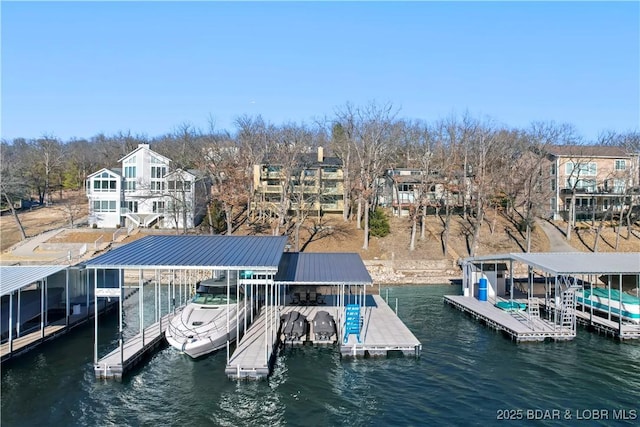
[369,208,390,237]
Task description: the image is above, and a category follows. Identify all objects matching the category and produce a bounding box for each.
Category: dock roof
[464,252,640,276]
[83,235,288,270]
[0,265,68,296]
[274,252,373,285]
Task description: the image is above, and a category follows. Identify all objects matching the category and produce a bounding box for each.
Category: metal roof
[274,252,373,285]
[464,252,640,276]
[83,235,288,270]
[0,266,68,296]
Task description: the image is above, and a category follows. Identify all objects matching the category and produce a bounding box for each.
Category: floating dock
[226,294,422,380]
[454,252,640,342]
[444,295,575,342]
[342,294,422,357]
[574,309,640,340]
[94,312,173,380]
[1,302,113,362]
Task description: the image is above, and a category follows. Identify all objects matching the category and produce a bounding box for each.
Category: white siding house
[162,169,208,229]
[86,144,211,230]
[86,168,123,228]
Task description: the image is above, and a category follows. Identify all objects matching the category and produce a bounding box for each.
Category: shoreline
[363,259,462,286]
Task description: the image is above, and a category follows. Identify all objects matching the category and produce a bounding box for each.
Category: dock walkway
[574,308,640,340]
[444,295,575,342]
[1,301,113,363]
[225,309,273,380]
[94,312,173,380]
[342,294,421,357]
[539,299,640,340]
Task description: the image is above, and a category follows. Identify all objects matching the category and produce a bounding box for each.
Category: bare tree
[35,135,65,205]
[0,141,28,239]
[203,136,248,235]
[336,102,399,249]
[235,115,273,224]
[330,121,355,222]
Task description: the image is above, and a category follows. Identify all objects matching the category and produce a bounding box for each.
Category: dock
[225,308,273,380]
[444,295,575,342]
[94,312,173,380]
[226,294,422,380]
[1,300,115,363]
[572,307,640,340]
[342,294,422,357]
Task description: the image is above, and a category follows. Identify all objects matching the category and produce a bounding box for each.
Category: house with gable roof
[544,145,639,221]
[86,143,211,229]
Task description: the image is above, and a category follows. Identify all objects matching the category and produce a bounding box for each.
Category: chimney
[138,143,150,149]
[318,146,324,163]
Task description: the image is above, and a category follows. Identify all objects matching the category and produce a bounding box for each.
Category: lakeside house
[378,168,468,217]
[86,143,210,229]
[544,145,640,221]
[252,146,345,216]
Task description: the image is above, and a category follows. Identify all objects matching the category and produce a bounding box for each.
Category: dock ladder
[528,297,540,319]
[343,304,361,343]
[559,289,577,330]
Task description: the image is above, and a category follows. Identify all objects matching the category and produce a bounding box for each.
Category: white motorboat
[576,287,640,324]
[165,276,245,358]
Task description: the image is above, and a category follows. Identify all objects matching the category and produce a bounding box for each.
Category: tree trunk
[356,197,362,230]
[566,193,577,241]
[4,193,27,240]
[207,204,215,234]
[626,199,634,239]
[594,205,613,253]
[225,204,233,235]
[362,200,370,250]
[615,210,622,250]
[294,221,301,252]
[470,200,484,257]
[420,205,426,240]
[409,213,417,251]
[442,205,452,256]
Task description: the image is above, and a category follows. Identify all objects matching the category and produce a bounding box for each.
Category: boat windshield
[192,287,239,305]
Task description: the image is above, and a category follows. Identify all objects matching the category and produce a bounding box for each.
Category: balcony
[263,185,283,193]
[561,187,626,195]
[261,171,284,180]
[321,170,344,180]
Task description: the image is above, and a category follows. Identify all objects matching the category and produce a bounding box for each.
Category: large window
[613,179,626,193]
[153,201,165,213]
[151,166,166,179]
[91,172,117,192]
[565,161,596,176]
[615,160,626,171]
[125,166,136,178]
[92,200,117,212]
[566,178,596,192]
[125,181,136,191]
[168,180,191,191]
[124,201,138,213]
[92,179,117,192]
[151,181,165,192]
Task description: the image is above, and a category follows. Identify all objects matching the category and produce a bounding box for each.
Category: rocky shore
[363,259,462,285]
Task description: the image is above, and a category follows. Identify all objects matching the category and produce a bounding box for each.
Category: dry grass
[2,198,638,264]
[0,191,88,252]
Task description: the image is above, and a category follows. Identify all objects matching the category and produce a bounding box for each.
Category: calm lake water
[2,285,639,426]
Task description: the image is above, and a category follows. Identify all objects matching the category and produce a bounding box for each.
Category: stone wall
[364,259,462,285]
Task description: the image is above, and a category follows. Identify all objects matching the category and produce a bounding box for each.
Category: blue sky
[1,1,639,142]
